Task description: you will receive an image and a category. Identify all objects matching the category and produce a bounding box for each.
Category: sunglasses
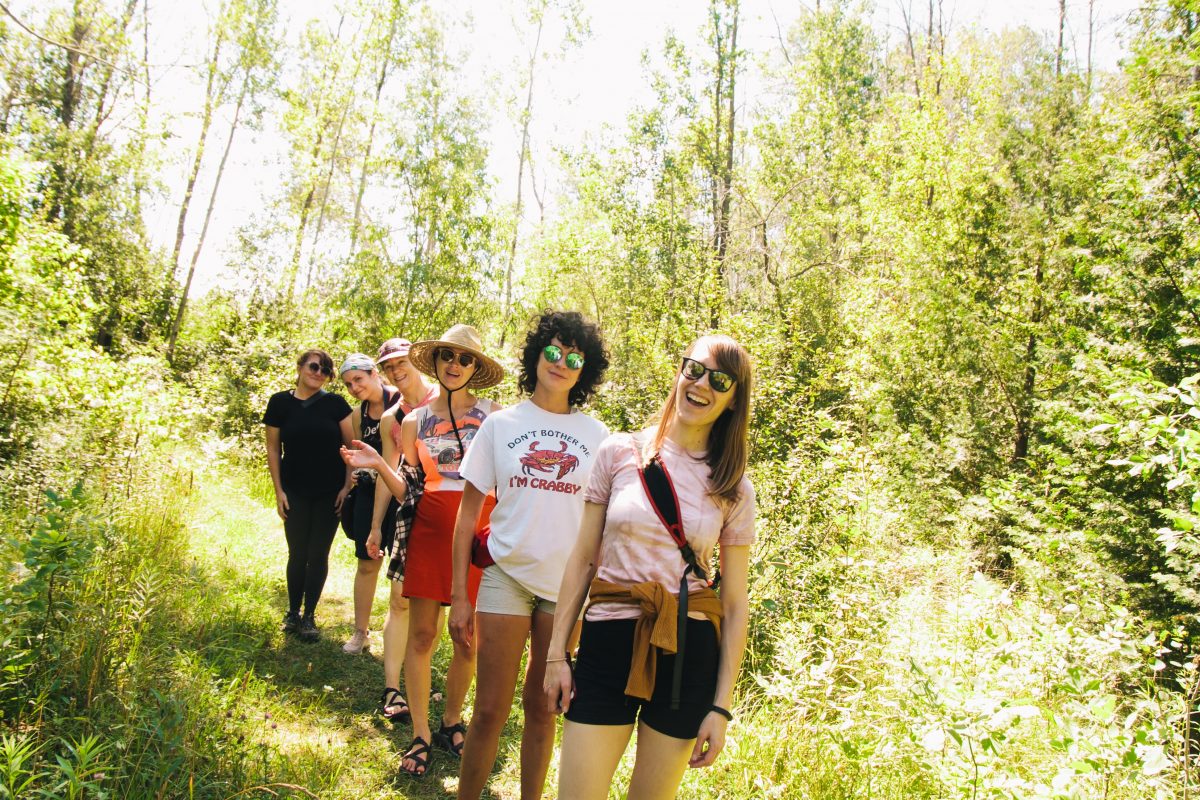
[304,361,333,377]
[436,348,477,369]
[680,357,735,393]
[543,345,584,370]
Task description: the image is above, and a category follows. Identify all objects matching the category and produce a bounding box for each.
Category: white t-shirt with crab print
[459,399,609,601]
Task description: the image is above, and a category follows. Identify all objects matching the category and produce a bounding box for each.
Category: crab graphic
[519,441,579,480]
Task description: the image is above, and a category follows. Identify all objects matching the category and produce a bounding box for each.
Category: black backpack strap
[638,452,712,710]
[639,456,709,582]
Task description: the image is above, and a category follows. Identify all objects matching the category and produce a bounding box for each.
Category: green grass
[4,444,1198,799]
[182,460,541,799]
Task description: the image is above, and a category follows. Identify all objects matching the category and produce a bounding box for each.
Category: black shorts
[350,476,396,561]
[565,617,718,740]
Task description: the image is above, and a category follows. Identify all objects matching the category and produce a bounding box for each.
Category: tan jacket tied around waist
[587,577,723,702]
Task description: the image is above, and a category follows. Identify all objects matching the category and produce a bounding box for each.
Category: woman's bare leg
[457,612,528,799]
[382,580,409,700]
[626,722,694,800]
[401,597,443,772]
[352,557,383,636]
[557,720,634,800]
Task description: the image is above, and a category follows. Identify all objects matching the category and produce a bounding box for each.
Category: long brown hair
[647,334,752,502]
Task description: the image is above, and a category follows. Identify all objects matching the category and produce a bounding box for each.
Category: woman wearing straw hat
[342,324,504,778]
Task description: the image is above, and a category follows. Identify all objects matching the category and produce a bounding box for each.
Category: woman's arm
[341,415,420,500]
[543,501,607,714]
[365,412,402,559]
[265,425,288,521]
[448,482,488,646]
[689,543,750,768]
[334,416,355,513]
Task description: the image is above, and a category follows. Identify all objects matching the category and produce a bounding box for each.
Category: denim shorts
[475,563,557,617]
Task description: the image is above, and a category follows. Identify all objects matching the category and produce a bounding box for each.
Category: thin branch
[768,2,793,67]
[0,2,146,85]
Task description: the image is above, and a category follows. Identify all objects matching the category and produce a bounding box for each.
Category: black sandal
[433,719,467,758]
[379,688,410,723]
[399,735,431,778]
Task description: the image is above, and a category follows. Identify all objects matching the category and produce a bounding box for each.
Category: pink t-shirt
[584,432,756,622]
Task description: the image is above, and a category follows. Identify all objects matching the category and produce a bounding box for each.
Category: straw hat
[408,324,504,389]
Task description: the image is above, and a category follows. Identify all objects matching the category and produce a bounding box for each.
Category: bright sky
[16,0,1144,294]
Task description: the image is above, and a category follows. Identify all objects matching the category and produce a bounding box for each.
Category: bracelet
[711,705,733,721]
[546,653,573,664]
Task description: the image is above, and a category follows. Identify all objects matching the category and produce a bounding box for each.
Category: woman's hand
[447,597,474,647]
[334,485,350,514]
[366,526,383,559]
[543,659,574,715]
[688,711,728,768]
[274,490,289,521]
[340,440,384,470]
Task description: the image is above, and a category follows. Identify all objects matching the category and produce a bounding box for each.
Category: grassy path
[185,465,532,799]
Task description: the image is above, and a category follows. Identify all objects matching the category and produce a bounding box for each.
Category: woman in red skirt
[343,324,503,778]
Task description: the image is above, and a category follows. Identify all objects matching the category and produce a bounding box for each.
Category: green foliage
[4,0,1200,795]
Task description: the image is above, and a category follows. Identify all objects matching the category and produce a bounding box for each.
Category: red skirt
[402,490,495,605]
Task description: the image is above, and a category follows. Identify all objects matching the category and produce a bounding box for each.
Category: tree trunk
[308,43,366,280]
[1013,259,1043,462]
[1086,0,1094,95]
[287,14,345,297]
[173,13,227,276]
[500,14,544,347]
[350,11,401,253]
[1055,0,1066,79]
[168,78,247,360]
[709,0,737,329]
[49,2,92,224]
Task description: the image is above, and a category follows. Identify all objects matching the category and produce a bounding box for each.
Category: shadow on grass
[180,501,530,796]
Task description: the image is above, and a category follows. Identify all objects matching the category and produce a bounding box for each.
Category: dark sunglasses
[436,348,477,368]
[680,357,735,393]
[304,361,333,377]
[543,345,584,370]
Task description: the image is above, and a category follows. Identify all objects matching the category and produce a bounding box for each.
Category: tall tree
[498,0,589,345]
[168,0,280,359]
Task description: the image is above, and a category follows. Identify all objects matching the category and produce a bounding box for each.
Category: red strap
[636,456,687,550]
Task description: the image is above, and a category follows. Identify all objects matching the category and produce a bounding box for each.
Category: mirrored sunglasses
[680,356,735,393]
[543,345,584,370]
[436,348,477,368]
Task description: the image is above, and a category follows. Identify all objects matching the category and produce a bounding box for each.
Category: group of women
[262,311,756,800]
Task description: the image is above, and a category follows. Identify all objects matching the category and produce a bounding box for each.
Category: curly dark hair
[518,310,609,407]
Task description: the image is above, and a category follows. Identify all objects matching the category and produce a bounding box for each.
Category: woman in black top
[339,353,403,654]
[263,349,354,642]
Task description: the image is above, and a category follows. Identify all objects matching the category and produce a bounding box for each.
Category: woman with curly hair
[448,311,610,800]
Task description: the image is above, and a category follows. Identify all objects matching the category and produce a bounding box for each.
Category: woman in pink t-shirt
[544,334,756,800]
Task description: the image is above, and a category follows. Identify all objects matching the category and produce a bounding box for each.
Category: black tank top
[361,388,402,452]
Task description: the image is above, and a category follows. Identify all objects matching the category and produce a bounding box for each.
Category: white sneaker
[342,629,370,654]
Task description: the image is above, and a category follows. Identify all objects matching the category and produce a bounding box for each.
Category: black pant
[283,489,339,616]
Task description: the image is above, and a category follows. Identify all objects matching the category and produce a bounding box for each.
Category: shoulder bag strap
[636,449,714,710]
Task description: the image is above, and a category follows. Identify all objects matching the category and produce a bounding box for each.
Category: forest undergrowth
[3,0,1200,796]
[2,427,1195,798]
